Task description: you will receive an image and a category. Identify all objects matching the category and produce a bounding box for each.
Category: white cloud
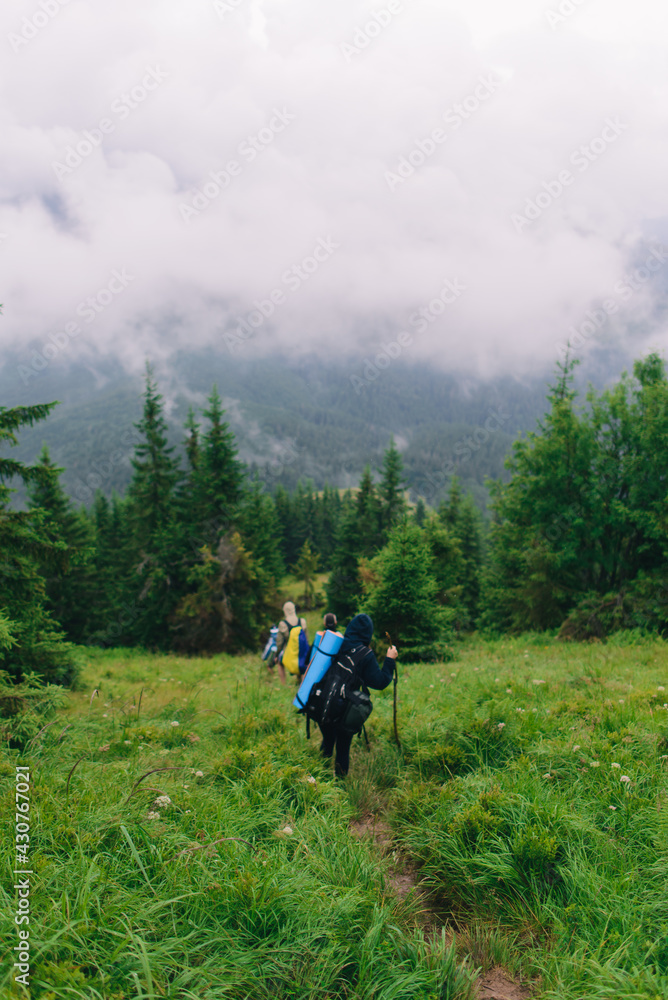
[1,0,668,379]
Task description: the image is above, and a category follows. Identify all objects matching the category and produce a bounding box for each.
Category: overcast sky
[2,0,668,379]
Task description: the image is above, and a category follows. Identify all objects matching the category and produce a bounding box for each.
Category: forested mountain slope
[0,346,629,508]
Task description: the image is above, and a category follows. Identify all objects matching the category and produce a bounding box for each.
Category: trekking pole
[385,632,401,748]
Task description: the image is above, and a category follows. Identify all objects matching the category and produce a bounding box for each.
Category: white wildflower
[611,763,621,769]
[429,684,434,688]
[620,775,631,784]
[658,686,665,692]
[154,795,172,808]
[590,761,600,768]
[102,713,108,718]
[171,720,180,727]
[195,770,204,778]
[619,699,625,704]
[609,806,617,811]
[147,811,160,820]
[543,773,552,779]
[282,825,293,835]
[506,688,512,694]
[497,722,506,730]
[124,740,131,745]
[532,679,546,685]
[306,775,317,785]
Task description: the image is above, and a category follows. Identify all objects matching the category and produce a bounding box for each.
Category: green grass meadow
[3,630,668,999]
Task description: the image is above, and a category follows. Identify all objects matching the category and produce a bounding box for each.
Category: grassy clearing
[2,634,668,998]
[1,645,473,1000]
[391,635,668,999]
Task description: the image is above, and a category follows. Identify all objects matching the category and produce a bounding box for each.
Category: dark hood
[340,613,373,652]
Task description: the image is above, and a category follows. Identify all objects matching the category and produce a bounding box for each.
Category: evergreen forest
[3,352,668,687]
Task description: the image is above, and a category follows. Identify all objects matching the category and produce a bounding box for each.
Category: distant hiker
[311,613,339,657]
[276,601,309,684]
[303,612,342,677]
[262,624,279,673]
[318,613,397,778]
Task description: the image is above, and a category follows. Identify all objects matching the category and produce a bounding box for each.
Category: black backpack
[300,644,373,738]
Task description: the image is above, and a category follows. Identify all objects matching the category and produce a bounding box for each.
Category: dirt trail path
[349,815,535,1000]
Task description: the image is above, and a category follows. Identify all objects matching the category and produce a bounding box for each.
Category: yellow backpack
[282,620,303,675]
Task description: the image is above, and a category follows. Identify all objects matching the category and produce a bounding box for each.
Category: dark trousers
[319,723,354,777]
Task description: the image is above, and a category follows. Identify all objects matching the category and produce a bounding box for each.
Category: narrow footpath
[349,814,536,1000]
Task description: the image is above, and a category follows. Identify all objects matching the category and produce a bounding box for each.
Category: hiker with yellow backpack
[276,601,310,685]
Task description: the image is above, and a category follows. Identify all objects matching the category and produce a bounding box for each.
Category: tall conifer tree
[0,401,75,684]
[378,438,406,541]
[27,446,95,643]
[363,518,454,662]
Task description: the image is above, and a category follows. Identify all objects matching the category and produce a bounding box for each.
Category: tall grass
[5,635,668,997]
[390,634,668,999]
[1,647,474,1000]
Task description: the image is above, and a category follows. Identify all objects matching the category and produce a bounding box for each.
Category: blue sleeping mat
[293,630,343,709]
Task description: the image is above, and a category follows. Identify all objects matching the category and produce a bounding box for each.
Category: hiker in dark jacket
[319,613,397,777]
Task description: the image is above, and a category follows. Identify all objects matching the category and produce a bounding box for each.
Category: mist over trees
[3,352,668,686]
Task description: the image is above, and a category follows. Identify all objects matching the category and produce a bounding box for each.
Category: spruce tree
[170,532,271,653]
[0,402,76,684]
[437,478,484,627]
[27,446,96,643]
[88,492,135,646]
[124,366,182,647]
[326,493,362,619]
[363,518,454,662]
[126,365,181,545]
[314,484,342,569]
[378,438,406,541]
[238,479,284,583]
[293,539,320,609]
[193,386,244,543]
[414,497,427,526]
[356,466,382,555]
